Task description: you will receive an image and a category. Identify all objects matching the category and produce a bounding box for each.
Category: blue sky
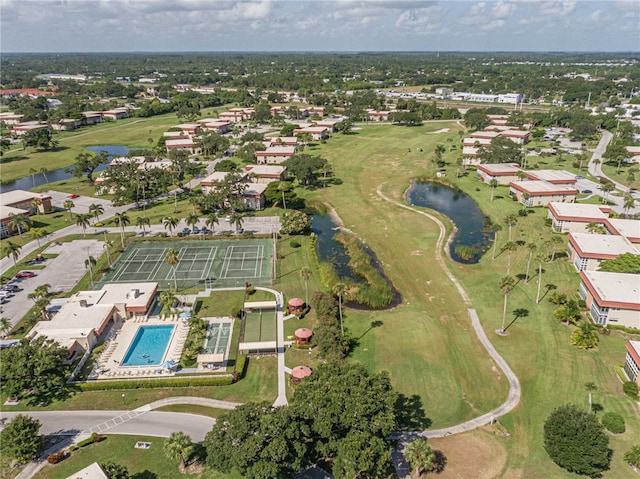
[1,0,638,52]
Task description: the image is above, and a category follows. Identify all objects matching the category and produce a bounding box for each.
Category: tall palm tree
[40,167,49,185]
[30,227,45,247]
[114,212,130,248]
[601,183,614,204]
[162,216,179,236]
[300,267,312,305]
[333,282,346,335]
[549,234,564,261]
[524,242,537,283]
[490,223,502,260]
[504,214,518,241]
[585,222,606,234]
[623,193,636,215]
[404,438,437,478]
[499,275,516,333]
[63,200,75,221]
[75,213,91,237]
[9,213,30,240]
[585,382,597,413]
[489,179,499,201]
[103,238,113,267]
[89,203,104,222]
[186,212,200,232]
[29,167,37,188]
[535,252,546,304]
[229,212,244,235]
[502,241,518,274]
[85,255,97,287]
[163,431,194,472]
[205,212,219,235]
[277,181,291,209]
[0,317,11,337]
[31,197,43,219]
[2,241,21,266]
[136,216,150,236]
[166,248,180,292]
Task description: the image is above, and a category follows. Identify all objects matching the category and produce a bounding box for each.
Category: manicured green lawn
[303,124,640,477]
[32,435,241,479]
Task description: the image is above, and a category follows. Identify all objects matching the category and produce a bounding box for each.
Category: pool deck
[90,316,189,379]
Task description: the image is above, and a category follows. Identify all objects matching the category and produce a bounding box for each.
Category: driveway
[1,240,104,329]
[45,190,112,215]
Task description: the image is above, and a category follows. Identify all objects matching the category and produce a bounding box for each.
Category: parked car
[15,271,36,278]
[1,284,20,292]
[575,175,585,180]
[581,189,593,194]
[0,290,13,298]
[68,194,80,199]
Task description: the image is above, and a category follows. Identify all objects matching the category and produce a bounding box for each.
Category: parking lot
[45,190,112,215]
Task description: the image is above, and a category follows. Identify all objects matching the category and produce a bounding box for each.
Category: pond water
[0,145,129,193]
[311,214,358,281]
[405,181,492,264]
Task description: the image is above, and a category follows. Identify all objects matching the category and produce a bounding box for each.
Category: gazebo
[291,365,312,385]
[294,328,313,345]
[288,298,305,314]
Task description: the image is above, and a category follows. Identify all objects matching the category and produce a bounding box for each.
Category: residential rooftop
[581,271,640,309]
[569,232,639,257]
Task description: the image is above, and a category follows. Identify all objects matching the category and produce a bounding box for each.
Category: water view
[406,181,492,264]
[0,145,129,193]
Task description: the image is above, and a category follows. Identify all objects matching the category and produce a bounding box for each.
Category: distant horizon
[2,1,637,53]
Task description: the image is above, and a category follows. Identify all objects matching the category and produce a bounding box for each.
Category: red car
[15,271,36,278]
[69,194,80,199]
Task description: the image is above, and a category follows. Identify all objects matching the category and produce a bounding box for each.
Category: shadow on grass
[131,471,158,479]
[357,320,383,340]
[395,394,432,431]
[504,308,529,331]
[539,284,557,302]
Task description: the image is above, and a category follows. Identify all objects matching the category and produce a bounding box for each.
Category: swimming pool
[121,325,175,367]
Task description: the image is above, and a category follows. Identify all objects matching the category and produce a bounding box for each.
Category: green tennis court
[97,239,274,290]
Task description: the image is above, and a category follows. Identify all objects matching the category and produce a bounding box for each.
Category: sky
[1,0,638,53]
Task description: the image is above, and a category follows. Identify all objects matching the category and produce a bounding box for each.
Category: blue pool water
[121,326,175,367]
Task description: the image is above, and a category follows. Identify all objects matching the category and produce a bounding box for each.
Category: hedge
[602,412,626,434]
[77,375,234,391]
[607,324,640,335]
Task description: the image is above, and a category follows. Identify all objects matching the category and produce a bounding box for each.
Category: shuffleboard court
[97,239,274,290]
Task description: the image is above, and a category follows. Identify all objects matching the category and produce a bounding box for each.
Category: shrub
[47,451,69,464]
[69,445,78,452]
[623,381,638,398]
[602,412,625,433]
[78,375,234,391]
[289,239,301,248]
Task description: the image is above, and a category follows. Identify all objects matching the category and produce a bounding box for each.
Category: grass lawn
[32,435,241,479]
[303,124,640,478]
[601,162,640,191]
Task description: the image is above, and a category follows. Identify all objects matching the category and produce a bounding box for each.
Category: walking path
[376,185,521,473]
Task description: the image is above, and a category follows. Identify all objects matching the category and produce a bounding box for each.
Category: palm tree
[521,192,530,213]
[585,382,597,413]
[404,438,437,478]
[159,291,174,309]
[9,213,30,240]
[601,183,614,203]
[103,238,113,267]
[31,197,43,219]
[535,252,546,304]
[300,267,312,305]
[504,214,518,241]
[571,322,599,350]
[489,179,498,201]
[40,167,49,185]
[277,181,291,209]
[186,212,200,232]
[29,167,37,188]
[3,241,21,266]
[75,213,91,237]
[166,248,180,291]
[490,223,502,260]
[89,203,104,222]
[114,212,130,248]
[499,275,516,333]
[623,193,636,215]
[0,317,11,337]
[501,241,518,274]
[205,213,219,235]
[163,431,194,472]
[162,216,179,236]
[63,200,75,221]
[434,144,446,165]
[524,242,537,283]
[333,282,346,335]
[549,234,564,261]
[136,216,150,236]
[30,227,45,247]
[585,222,606,234]
[85,255,97,287]
[229,212,244,235]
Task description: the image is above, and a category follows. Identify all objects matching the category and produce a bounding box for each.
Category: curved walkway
[136,396,242,412]
[376,186,521,437]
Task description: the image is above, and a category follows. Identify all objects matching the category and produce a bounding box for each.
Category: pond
[405,181,492,264]
[0,145,129,193]
[311,214,358,282]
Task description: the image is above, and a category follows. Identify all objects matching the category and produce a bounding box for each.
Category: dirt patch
[428,429,507,479]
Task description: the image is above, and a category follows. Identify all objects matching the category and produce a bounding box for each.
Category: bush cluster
[601,412,626,433]
[623,381,638,398]
[47,451,69,464]
[312,292,351,360]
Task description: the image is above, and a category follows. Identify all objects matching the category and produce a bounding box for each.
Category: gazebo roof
[288,298,305,307]
[291,365,312,379]
[295,328,313,339]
